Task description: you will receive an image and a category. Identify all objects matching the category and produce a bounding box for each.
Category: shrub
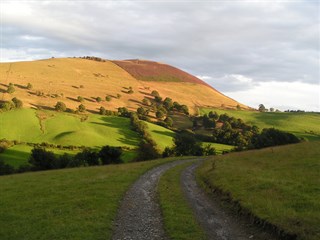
[55,101,67,112]
[96,97,102,102]
[151,90,160,97]
[0,160,15,175]
[77,96,84,102]
[116,94,121,99]
[74,149,100,166]
[78,104,86,112]
[26,83,33,90]
[105,96,111,101]
[7,83,15,94]
[99,106,106,115]
[164,117,173,127]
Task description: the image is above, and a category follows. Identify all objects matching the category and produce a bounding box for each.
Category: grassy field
[159,161,207,240]
[202,142,234,154]
[145,121,175,150]
[200,108,320,141]
[197,141,320,240]
[0,157,190,240]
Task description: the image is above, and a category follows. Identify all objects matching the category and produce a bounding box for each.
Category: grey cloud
[2,0,319,89]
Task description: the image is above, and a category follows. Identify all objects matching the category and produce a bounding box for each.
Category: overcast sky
[1,0,319,111]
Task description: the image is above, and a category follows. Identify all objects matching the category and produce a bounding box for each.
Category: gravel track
[112,159,193,240]
[181,161,279,240]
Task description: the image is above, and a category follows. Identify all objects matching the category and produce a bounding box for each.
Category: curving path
[181,161,278,240]
[112,159,194,240]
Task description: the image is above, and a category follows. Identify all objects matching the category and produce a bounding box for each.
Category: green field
[145,121,175,150]
[159,161,206,240]
[200,108,320,141]
[197,141,320,240]
[0,157,188,240]
[202,142,234,154]
[0,109,176,166]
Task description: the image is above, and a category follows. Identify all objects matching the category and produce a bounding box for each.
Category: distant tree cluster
[193,111,300,151]
[80,56,106,62]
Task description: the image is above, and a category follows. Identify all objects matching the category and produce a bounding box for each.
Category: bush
[96,97,102,102]
[7,83,15,94]
[99,146,123,164]
[55,101,67,112]
[27,83,33,90]
[99,106,106,115]
[151,90,160,97]
[105,96,111,102]
[12,97,23,108]
[77,96,84,102]
[164,117,173,127]
[116,94,121,99]
[78,104,86,112]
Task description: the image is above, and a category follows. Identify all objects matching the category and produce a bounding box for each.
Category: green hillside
[0,109,177,167]
[200,108,320,141]
[197,141,320,240]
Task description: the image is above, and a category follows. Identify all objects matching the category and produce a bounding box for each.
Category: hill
[0,58,247,114]
[197,141,320,240]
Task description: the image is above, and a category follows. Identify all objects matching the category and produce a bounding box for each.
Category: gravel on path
[112,159,194,240]
[181,161,279,240]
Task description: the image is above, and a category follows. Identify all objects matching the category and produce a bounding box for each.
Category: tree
[116,94,121,99]
[164,117,173,127]
[151,90,160,97]
[163,97,173,110]
[27,83,33,90]
[74,149,100,166]
[173,131,203,156]
[258,104,266,112]
[137,139,160,161]
[7,83,15,94]
[142,98,150,106]
[118,107,130,117]
[96,97,102,102]
[99,146,122,164]
[270,108,274,112]
[78,104,86,112]
[156,110,165,119]
[99,106,106,115]
[55,101,66,112]
[12,97,23,108]
[77,96,84,102]
[29,147,57,170]
[105,96,111,102]
[137,107,148,116]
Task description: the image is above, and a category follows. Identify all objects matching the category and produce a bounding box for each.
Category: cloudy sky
[1,0,319,111]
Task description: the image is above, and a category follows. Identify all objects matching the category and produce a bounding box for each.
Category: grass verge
[197,141,320,240]
[0,157,189,240]
[158,161,207,240]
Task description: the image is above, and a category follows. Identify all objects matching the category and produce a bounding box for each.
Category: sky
[1,0,319,111]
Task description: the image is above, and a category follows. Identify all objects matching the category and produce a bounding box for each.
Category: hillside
[0,58,247,114]
[197,141,320,240]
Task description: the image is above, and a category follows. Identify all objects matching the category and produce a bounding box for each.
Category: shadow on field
[91,117,140,146]
[153,130,175,138]
[253,112,291,127]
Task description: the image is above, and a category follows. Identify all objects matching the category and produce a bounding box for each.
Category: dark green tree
[55,101,66,112]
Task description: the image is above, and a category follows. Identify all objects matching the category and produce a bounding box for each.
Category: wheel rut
[181,161,279,240]
[112,159,194,240]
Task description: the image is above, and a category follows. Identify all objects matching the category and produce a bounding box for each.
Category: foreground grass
[197,141,320,240]
[0,157,186,240]
[159,161,207,240]
[200,108,320,141]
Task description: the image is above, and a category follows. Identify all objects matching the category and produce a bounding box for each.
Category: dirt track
[112,159,279,240]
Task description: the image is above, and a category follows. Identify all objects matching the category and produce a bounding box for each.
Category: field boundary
[197,175,298,240]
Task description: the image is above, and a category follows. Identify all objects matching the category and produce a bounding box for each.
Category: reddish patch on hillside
[112,59,215,89]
